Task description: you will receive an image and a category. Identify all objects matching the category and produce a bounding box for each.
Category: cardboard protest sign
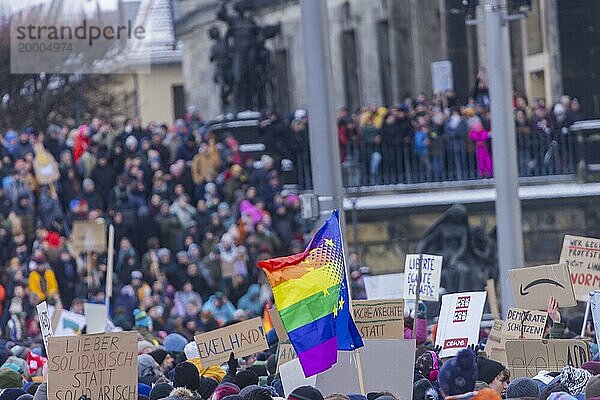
[509,263,576,310]
[351,299,404,339]
[47,332,138,400]
[484,320,507,365]
[279,358,317,397]
[486,279,500,320]
[221,259,235,278]
[560,235,600,301]
[316,339,415,400]
[403,254,443,301]
[33,143,60,185]
[364,273,403,300]
[70,220,107,254]
[590,291,600,347]
[268,305,288,341]
[84,303,108,334]
[276,342,297,371]
[194,317,268,366]
[49,305,86,336]
[37,301,53,354]
[435,291,487,358]
[505,339,590,378]
[501,308,548,339]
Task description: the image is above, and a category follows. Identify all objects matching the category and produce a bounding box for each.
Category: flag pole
[337,211,366,395]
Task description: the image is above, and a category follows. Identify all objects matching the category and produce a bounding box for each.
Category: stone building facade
[175,0,600,119]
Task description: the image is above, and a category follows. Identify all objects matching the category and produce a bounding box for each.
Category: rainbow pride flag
[258,210,363,377]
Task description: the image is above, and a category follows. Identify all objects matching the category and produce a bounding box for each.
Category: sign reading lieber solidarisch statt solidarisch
[194,317,268,366]
[47,332,138,400]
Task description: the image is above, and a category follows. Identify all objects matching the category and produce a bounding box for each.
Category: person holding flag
[258,210,364,377]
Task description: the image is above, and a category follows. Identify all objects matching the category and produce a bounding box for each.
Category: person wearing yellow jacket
[28,256,59,302]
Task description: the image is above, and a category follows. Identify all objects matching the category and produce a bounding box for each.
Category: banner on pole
[403,254,442,301]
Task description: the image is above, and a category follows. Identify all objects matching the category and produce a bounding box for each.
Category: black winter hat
[199,376,219,400]
[476,356,505,384]
[413,378,436,400]
[173,361,200,392]
[235,370,258,390]
[150,383,174,400]
[288,386,324,400]
[149,349,169,365]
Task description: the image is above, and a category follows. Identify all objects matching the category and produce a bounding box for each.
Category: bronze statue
[211,0,280,112]
[416,204,498,293]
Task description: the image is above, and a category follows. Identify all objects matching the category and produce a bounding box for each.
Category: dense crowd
[0,84,595,400]
[336,86,586,185]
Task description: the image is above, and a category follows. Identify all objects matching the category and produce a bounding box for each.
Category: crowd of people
[0,85,594,400]
[336,88,586,185]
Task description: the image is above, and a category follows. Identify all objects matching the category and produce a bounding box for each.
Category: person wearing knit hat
[476,357,509,395]
[150,383,174,400]
[138,354,164,386]
[438,349,477,396]
[173,361,200,392]
[138,340,156,354]
[415,351,440,382]
[241,386,273,400]
[505,377,540,399]
[163,333,188,354]
[560,365,591,395]
[235,369,258,390]
[583,361,600,376]
[199,376,219,400]
[0,369,21,390]
[586,375,600,399]
[214,382,241,400]
[149,349,174,374]
[288,386,324,400]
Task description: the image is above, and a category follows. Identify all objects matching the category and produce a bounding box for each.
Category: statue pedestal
[208,112,265,154]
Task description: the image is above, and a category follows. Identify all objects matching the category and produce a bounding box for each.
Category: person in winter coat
[73,125,90,164]
[27,257,59,302]
[444,108,469,180]
[202,292,236,326]
[469,122,493,178]
[404,301,428,346]
[237,284,263,317]
[169,195,197,230]
[191,140,221,185]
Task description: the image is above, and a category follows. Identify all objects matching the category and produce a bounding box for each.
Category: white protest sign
[590,291,600,347]
[280,358,317,397]
[403,254,443,301]
[49,306,86,336]
[276,342,297,372]
[435,291,487,358]
[502,308,547,340]
[431,60,453,93]
[47,332,138,400]
[37,301,53,353]
[560,235,600,301]
[364,273,403,300]
[84,303,108,334]
[316,339,415,400]
[194,317,268,366]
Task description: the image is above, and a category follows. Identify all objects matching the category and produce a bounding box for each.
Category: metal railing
[292,129,577,190]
